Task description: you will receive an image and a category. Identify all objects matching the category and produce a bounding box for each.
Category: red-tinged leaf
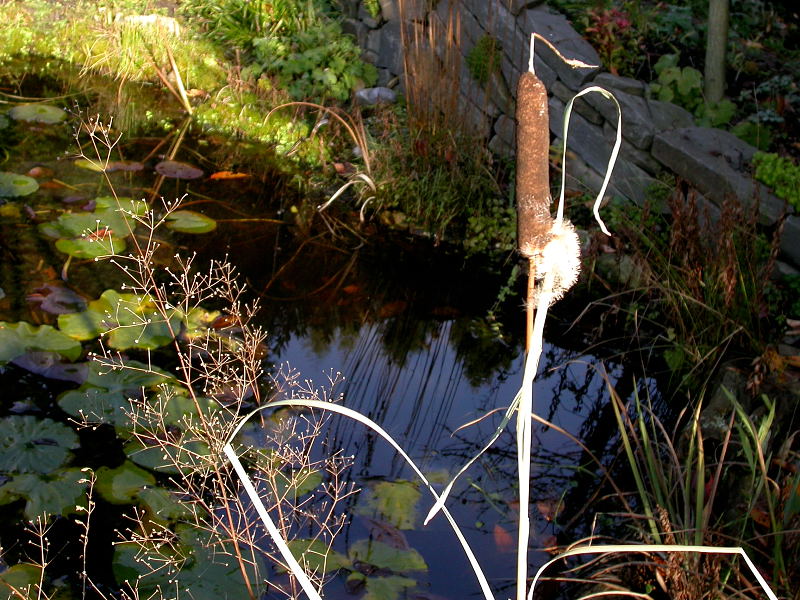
[27,166,54,178]
[379,300,407,318]
[39,180,66,189]
[342,284,360,295]
[333,162,355,176]
[208,170,249,180]
[535,499,564,522]
[750,507,771,527]
[105,160,144,172]
[154,160,203,180]
[493,523,514,553]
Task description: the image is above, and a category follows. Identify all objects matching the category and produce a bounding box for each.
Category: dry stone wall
[339,0,799,270]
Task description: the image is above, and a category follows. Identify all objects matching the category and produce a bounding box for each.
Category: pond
[0,73,659,600]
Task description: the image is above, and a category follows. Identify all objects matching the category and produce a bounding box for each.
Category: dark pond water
[0,71,660,600]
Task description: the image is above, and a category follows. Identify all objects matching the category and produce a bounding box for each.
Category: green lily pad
[0,172,38,197]
[85,359,174,390]
[39,196,147,239]
[164,210,217,233]
[364,575,417,600]
[269,467,323,500]
[137,487,196,522]
[55,235,127,259]
[348,539,426,572]
[8,103,66,124]
[58,290,181,350]
[0,468,87,519]
[286,539,351,573]
[0,563,43,600]
[58,387,133,428]
[113,524,263,600]
[356,480,421,530]
[124,437,212,475]
[0,321,82,363]
[0,416,79,474]
[95,461,156,504]
[73,158,105,172]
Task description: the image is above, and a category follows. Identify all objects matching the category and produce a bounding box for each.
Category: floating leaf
[356,480,421,530]
[363,575,417,600]
[40,196,146,239]
[85,359,174,390]
[165,210,217,233]
[154,160,203,179]
[105,160,144,172]
[58,290,181,350]
[0,468,87,519]
[12,351,88,383]
[73,158,104,172]
[124,437,212,475]
[0,416,79,474]
[55,235,126,259]
[0,172,39,197]
[0,321,82,363]
[0,563,43,600]
[95,461,156,504]
[8,103,66,124]
[347,539,427,572]
[286,539,351,573]
[137,487,196,522]
[268,467,323,500]
[27,284,87,314]
[113,524,263,600]
[58,387,132,427]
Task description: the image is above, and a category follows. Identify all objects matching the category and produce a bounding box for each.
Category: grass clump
[466,35,502,86]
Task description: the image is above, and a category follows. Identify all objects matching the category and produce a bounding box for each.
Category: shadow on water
[0,65,668,600]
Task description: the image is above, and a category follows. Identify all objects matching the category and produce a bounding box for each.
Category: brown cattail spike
[516,60,553,259]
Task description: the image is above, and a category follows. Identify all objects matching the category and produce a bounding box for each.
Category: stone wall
[339,0,799,270]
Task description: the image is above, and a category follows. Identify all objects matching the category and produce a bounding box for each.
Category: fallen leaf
[333,162,355,176]
[38,180,66,189]
[750,507,771,528]
[342,284,360,295]
[208,170,250,180]
[493,523,514,553]
[27,166,54,178]
[379,300,407,318]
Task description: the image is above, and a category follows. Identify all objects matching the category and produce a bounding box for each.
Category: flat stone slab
[652,127,786,224]
[594,72,646,97]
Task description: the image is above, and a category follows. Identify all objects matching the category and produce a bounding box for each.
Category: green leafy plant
[649,53,736,126]
[752,151,800,211]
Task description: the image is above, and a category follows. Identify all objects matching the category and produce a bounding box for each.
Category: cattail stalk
[515,33,553,600]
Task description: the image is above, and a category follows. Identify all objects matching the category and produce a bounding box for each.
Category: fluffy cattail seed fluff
[516,68,554,260]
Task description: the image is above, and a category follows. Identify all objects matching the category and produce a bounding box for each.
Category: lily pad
[0,563,43,600]
[73,158,104,172]
[58,290,181,350]
[113,524,263,600]
[0,172,39,197]
[164,210,217,233]
[347,539,427,572]
[0,468,87,519]
[154,160,203,180]
[105,160,145,172]
[11,351,88,383]
[40,196,146,240]
[356,480,421,530]
[95,460,156,504]
[286,539,351,573]
[0,416,79,474]
[364,575,417,600]
[0,321,82,364]
[8,103,66,124]
[124,437,212,475]
[137,487,196,522]
[27,284,87,314]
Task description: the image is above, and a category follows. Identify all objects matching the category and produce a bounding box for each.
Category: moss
[466,35,501,86]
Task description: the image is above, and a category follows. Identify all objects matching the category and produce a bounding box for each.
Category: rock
[648,99,695,132]
[355,87,397,106]
[367,20,404,75]
[585,89,653,149]
[775,259,800,278]
[781,215,800,269]
[700,365,750,442]
[493,114,515,153]
[603,122,662,174]
[550,97,655,204]
[342,18,369,46]
[652,127,785,225]
[357,4,381,28]
[593,72,646,97]
[503,52,556,94]
[551,80,602,124]
[518,6,600,89]
[460,64,502,119]
[509,0,547,16]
